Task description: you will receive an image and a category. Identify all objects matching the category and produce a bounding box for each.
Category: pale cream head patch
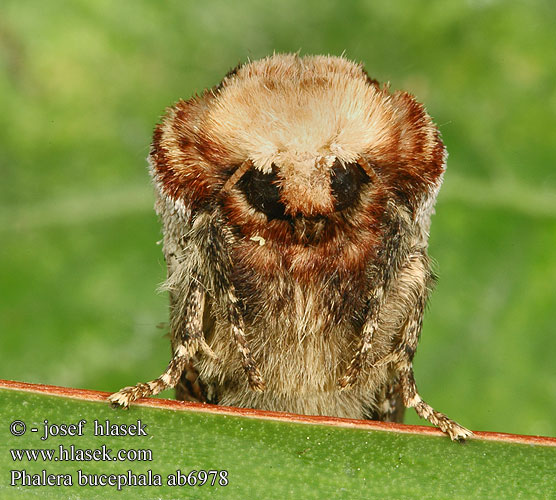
[206,54,395,172]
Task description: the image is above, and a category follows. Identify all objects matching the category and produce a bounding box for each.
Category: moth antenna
[221,159,253,193]
[358,156,382,186]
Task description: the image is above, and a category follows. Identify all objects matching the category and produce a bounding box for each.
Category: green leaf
[1,384,555,499]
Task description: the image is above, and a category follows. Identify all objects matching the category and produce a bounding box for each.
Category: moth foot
[446,421,474,442]
[108,382,152,408]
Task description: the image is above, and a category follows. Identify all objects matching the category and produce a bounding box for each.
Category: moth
[109,54,472,441]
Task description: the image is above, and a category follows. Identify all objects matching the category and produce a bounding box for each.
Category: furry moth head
[150,54,445,237]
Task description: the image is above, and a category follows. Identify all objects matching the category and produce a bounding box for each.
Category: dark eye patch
[331,159,370,212]
[237,166,289,220]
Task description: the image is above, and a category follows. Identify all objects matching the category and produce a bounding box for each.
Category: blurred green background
[1,0,555,437]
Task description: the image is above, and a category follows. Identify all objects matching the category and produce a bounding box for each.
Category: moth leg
[390,277,473,441]
[109,284,214,407]
[338,291,382,388]
[397,360,472,441]
[342,247,472,440]
[227,289,266,392]
[339,203,404,389]
[210,217,265,392]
